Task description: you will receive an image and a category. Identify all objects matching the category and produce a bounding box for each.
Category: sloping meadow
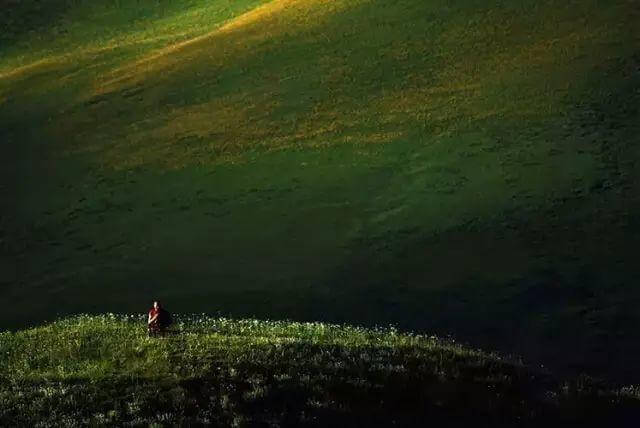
[2,315,640,426]
[1,0,639,387]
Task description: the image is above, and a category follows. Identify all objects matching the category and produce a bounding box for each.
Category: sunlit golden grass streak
[0,2,264,81]
[98,10,617,161]
[126,36,563,170]
[0,32,199,83]
[0,57,65,81]
[373,25,618,135]
[93,47,560,170]
[0,2,248,82]
[435,20,613,83]
[93,0,366,95]
[30,0,633,172]
[96,91,401,170]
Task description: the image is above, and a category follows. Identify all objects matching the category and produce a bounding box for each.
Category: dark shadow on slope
[312,53,640,383]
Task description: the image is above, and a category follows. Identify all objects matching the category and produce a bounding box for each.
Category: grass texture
[2,315,640,426]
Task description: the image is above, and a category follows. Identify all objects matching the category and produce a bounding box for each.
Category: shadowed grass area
[1,0,640,389]
[2,315,640,426]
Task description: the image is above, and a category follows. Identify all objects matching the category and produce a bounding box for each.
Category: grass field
[2,315,640,426]
[1,0,640,387]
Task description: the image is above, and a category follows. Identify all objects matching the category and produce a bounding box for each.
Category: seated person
[148,300,172,337]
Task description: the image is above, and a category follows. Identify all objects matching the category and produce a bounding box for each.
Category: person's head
[153,301,161,309]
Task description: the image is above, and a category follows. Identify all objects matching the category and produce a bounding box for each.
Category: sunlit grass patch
[2,315,639,426]
[0,57,63,81]
[60,0,633,171]
[0,0,271,83]
[93,0,367,95]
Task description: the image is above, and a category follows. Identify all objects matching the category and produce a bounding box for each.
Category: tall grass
[1,315,639,426]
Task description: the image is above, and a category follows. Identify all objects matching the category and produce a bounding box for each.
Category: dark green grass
[1,0,640,387]
[2,316,639,426]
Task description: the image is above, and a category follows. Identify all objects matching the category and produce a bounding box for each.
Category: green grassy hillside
[2,316,639,426]
[1,0,639,385]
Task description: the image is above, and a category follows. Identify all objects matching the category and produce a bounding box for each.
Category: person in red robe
[148,300,172,337]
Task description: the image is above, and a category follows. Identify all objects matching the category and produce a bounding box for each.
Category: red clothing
[148,306,171,337]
